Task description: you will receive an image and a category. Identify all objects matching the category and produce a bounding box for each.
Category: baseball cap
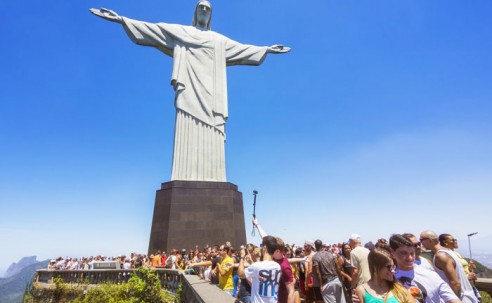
[304,240,315,249]
[349,234,361,242]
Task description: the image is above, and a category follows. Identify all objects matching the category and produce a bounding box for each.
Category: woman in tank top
[355,248,414,303]
[340,243,355,303]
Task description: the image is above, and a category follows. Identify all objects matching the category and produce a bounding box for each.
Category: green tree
[83,268,173,303]
[481,291,492,303]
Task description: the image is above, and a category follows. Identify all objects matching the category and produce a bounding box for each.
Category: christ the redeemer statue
[90,1,290,182]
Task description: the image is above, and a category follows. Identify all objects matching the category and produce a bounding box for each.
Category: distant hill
[473,258,492,278]
[4,256,38,278]
[0,259,49,303]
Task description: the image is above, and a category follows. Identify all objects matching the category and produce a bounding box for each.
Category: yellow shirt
[454,251,470,275]
[218,256,234,290]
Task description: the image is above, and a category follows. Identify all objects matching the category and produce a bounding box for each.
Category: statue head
[192,0,212,30]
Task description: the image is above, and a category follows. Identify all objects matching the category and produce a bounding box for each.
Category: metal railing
[35,268,182,293]
[33,269,492,301]
[476,278,492,296]
[33,269,236,303]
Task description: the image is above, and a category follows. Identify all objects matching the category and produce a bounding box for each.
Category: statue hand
[268,44,291,54]
[89,8,123,24]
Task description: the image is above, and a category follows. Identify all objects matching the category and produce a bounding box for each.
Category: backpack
[164,255,174,268]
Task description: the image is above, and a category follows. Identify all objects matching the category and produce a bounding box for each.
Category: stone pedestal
[148,181,246,254]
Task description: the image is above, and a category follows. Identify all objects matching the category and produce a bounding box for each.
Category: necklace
[374,290,389,299]
[367,281,390,299]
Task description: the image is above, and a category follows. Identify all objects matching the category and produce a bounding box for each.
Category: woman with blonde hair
[355,248,414,303]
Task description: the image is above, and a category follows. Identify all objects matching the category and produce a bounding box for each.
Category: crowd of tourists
[47,253,153,270]
[47,216,482,303]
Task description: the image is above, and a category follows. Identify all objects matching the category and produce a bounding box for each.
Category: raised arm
[253,217,268,238]
[188,260,212,267]
[288,257,308,264]
[89,8,123,24]
[238,248,247,279]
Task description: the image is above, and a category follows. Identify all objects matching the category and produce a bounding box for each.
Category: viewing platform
[33,268,236,303]
[32,268,492,302]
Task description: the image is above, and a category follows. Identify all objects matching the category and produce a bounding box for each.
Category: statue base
[148,180,246,254]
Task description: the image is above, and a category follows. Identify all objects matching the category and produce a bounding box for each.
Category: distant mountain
[4,256,38,278]
[0,259,49,303]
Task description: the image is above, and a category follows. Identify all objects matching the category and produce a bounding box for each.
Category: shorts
[313,286,323,301]
[305,286,314,302]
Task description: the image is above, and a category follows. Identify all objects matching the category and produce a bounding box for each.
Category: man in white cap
[348,233,370,288]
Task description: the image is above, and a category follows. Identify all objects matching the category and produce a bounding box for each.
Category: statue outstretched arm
[267,44,291,54]
[89,8,123,24]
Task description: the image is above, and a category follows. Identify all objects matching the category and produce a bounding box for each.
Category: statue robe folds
[121,17,268,182]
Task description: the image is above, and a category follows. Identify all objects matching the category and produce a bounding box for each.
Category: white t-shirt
[395,265,459,303]
[123,262,131,269]
[69,261,80,270]
[55,260,65,270]
[167,255,177,269]
[245,260,282,303]
[350,246,371,286]
[415,257,435,272]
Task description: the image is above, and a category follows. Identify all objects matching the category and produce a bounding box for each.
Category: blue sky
[1,0,492,275]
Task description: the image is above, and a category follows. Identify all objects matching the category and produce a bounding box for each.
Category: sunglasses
[414,242,421,248]
[385,264,397,271]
